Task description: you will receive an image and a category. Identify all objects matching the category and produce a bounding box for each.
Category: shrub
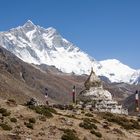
[8,99,16,103]
[103,112,114,117]
[81,111,85,114]
[24,122,33,129]
[0,108,11,117]
[85,113,93,117]
[26,98,37,107]
[45,107,57,114]
[10,117,17,123]
[29,118,36,124]
[35,106,53,118]
[82,118,99,124]
[16,125,20,129]
[67,105,74,110]
[113,128,124,135]
[28,105,35,110]
[86,117,99,124]
[79,122,97,130]
[0,108,7,114]
[79,118,97,130]
[53,104,66,110]
[103,112,140,130]
[7,99,17,106]
[0,123,12,131]
[90,129,102,138]
[90,118,99,123]
[83,118,91,122]
[29,105,54,118]
[131,119,140,129]
[2,111,11,117]
[60,128,79,140]
[0,116,4,121]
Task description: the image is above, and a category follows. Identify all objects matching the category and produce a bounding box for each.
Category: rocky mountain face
[0,46,87,104]
[0,20,140,84]
[0,46,139,114]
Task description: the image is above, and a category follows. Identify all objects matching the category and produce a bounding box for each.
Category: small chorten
[84,68,102,90]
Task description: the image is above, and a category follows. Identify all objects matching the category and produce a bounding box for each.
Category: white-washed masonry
[78,68,128,115]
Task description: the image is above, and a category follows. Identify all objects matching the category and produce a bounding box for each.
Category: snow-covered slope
[129,70,140,84]
[99,59,136,83]
[0,20,99,74]
[0,20,139,84]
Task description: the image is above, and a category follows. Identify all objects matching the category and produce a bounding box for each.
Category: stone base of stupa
[78,69,128,115]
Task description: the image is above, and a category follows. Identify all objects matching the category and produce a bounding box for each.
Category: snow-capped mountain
[0,20,139,84]
[99,59,136,83]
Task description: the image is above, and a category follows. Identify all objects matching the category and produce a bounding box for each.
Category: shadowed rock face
[123,91,140,115]
[0,46,87,104]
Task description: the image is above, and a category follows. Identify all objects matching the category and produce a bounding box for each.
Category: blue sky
[0,0,140,69]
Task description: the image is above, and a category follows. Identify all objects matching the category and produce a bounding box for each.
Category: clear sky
[0,0,140,69]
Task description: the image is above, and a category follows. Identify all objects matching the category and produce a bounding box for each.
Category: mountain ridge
[0,45,139,114]
[0,20,139,84]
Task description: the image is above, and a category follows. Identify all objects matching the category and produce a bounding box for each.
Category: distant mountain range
[0,20,139,84]
[0,46,139,113]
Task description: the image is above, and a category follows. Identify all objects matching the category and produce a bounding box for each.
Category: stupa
[78,68,128,115]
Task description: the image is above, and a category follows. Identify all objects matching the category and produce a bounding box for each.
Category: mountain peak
[47,27,56,31]
[25,20,34,25]
[101,59,120,64]
[23,20,36,30]
[47,27,57,32]
[0,22,140,84]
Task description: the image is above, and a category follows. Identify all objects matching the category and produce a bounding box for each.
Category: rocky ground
[0,99,140,140]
